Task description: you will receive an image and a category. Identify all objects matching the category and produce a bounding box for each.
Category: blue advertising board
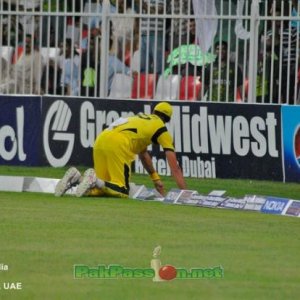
[0,95,298,182]
[261,197,290,215]
[0,96,42,165]
[41,97,283,181]
[282,106,300,182]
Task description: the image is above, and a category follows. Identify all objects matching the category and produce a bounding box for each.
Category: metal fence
[0,0,299,104]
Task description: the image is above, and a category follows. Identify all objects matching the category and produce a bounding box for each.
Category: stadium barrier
[1,95,299,183]
[0,1,299,104]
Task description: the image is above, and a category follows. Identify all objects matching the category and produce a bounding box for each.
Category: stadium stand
[179,76,202,101]
[109,73,133,98]
[155,75,181,101]
[0,0,299,104]
[0,45,14,63]
[131,73,157,99]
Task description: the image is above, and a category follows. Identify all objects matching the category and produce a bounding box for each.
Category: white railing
[0,0,299,104]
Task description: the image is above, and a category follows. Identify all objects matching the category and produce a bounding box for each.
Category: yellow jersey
[102,113,175,154]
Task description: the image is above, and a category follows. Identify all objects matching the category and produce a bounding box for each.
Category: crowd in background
[0,0,299,104]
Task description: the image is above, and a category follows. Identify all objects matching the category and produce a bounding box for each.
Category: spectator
[166,0,193,52]
[81,23,101,52]
[81,35,101,97]
[111,0,139,64]
[256,47,279,104]
[0,34,44,94]
[19,3,40,38]
[81,0,117,52]
[41,58,61,95]
[201,41,243,102]
[166,19,201,77]
[82,0,116,31]
[266,1,299,104]
[107,31,132,95]
[66,16,81,48]
[291,0,300,29]
[257,5,282,104]
[0,16,23,46]
[58,38,80,96]
[140,0,165,74]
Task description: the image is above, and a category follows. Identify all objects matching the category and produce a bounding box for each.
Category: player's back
[106,113,165,153]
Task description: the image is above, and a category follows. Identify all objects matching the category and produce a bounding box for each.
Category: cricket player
[55,101,187,198]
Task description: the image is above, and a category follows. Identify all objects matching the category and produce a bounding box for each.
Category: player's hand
[153,180,165,196]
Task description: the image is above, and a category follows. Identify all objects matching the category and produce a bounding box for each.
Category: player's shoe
[54,167,81,197]
[76,168,97,197]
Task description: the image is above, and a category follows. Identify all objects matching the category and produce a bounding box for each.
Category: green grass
[1,165,300,199]
[0,166,299,300]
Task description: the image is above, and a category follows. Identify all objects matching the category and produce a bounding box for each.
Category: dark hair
[215,40,228,50]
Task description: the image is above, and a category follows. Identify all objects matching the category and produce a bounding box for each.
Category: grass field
[0,166,299,300]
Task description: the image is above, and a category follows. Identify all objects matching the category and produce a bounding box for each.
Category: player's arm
[165,150,187,190]
[138,149,165,196]
[155,130,187,190]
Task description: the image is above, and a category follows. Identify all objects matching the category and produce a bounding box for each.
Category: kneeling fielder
[55,102,187,198]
